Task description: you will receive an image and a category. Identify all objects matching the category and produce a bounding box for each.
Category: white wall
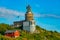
[30,24,35,33]
[23,21,30,32]
[23,21,36,33]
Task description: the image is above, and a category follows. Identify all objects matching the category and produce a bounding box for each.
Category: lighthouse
[23,5,36,33]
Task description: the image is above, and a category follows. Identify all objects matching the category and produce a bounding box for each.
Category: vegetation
[0,23,14,35]
[0,24,60,40]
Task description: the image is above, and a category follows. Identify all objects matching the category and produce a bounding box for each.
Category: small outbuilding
[5,30,20,38]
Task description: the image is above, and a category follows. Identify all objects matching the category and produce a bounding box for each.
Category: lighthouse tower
[23,5,36,33]
[25,5,33,21]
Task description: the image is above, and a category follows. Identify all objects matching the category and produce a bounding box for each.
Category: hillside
[0,24,60,40]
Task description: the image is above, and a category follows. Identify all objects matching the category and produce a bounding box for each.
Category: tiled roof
[14,20,25,23]
[5,30,17,33]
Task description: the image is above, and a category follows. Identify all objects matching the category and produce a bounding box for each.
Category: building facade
[23,20,35,33]
[13,5,36,33]
[5,30,20,38]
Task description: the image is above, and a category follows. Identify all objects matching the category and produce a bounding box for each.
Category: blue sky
[0,0,60,32]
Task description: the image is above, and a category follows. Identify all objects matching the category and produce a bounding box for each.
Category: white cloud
[0,7,40,18]
[0,7,25,18]
[34,13,60,18]
[0,7,60,19]
[40,14,60,18]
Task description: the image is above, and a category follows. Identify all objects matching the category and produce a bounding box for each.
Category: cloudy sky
[0,0,60,32]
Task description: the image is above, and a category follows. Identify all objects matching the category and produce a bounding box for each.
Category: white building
[13,5,36,33]
[23,5,36,33]
[23,20,35,33]
[22,5,36,33]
